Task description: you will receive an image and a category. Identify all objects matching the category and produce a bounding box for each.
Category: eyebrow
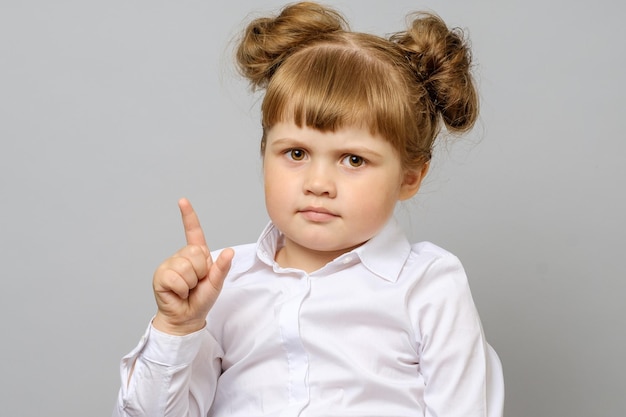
[268,137,301,147]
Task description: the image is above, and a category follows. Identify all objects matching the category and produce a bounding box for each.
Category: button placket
[277,273,311,414]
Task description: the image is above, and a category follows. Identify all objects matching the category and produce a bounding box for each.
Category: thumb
[193,248,234,308]
[208,248,235,290]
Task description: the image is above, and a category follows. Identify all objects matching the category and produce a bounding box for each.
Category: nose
[303,162,337,198]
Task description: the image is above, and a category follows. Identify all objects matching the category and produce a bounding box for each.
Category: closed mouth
[299,206,337,215]
[298,206,339,221]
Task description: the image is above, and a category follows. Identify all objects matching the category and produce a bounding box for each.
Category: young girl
[113,2,504,416]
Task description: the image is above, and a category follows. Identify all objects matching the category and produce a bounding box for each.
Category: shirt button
[343,257,352,264]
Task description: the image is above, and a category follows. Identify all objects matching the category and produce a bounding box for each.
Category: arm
[415,255,504,417]
[112,324,223,417]
[112,199,234,416]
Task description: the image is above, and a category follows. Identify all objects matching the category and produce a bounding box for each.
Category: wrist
[152,313,206,336]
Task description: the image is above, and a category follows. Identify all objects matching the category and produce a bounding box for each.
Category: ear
[399,162,429,201]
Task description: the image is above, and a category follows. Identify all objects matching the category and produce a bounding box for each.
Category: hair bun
[392,12,478,132]
[237,2,347,89]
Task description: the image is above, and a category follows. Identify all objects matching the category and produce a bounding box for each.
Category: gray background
[1,0,624,416]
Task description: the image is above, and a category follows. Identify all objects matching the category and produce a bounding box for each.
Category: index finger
[178,198,208,248]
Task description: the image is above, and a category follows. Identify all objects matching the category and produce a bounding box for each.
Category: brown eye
[289,149,306,161]
[342,154,365,167]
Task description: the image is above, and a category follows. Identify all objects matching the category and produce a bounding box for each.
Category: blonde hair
[236,1,478,169]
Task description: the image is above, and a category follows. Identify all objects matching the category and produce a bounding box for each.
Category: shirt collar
[256,222,284,267]
[352,217,411,282]
[254,218,411,282]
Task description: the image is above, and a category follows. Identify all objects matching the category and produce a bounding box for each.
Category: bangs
[261,41,414,151]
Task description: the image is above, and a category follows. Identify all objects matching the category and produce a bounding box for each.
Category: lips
[298,206,339,222]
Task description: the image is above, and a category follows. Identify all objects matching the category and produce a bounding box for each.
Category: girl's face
[263,121,426,272]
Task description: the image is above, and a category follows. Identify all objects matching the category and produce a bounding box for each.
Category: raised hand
[152,198,234,335]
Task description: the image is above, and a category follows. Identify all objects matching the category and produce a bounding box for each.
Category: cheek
[264,183,280,222]
[351,178,401,216]
[264,164,281,194]
[263,165,288,213]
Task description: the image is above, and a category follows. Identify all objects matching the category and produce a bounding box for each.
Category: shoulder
[408,241,465,274]
[404,241,472,299]
[411,240,457,260]
[404,242,483,334]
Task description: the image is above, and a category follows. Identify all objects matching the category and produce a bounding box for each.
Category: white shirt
[113,219,504,417]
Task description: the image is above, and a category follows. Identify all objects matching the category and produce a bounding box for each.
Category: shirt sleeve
[413,254,504,417]
[111,321,223,417]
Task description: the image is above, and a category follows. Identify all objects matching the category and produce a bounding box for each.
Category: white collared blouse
[114,219,504,417]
